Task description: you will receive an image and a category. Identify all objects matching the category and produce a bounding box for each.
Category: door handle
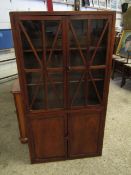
[67,66,71,72]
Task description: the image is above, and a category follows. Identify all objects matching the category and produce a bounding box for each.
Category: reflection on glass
[69,50,86,66]
[70,82,85,106]
[20,18,108,110]
[69,71,85,106]
[26,72,42,85]
[87,80,104,105]
[23,52,42,69]
[21,20,42,49]
[45,21,62,49]
[89,49,106,65]
[48,84,63,109]
[47,51,63,68]
[27,85,44,110]
[47,72,63,109]
[89,19,108,65]
[70,20,88,47]
[91,69,105,79]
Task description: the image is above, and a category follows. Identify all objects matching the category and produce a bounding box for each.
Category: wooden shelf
[27,83,43,86]
[24,69,42,73]
[23,46,105,53]
[24,66,106,73]
[27,78,104,86]
[23,48,63,52]
[69,79,104,83]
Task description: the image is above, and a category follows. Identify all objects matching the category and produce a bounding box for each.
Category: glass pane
[69,50,87,66]
[90,69,105,79]
[90,19,108,65]
[87,80,104,105]
[89,49,107,65]
[70,71,83,81]
[21,33,30,49]
[48,72,63,83]
[96,81,104,99]
[21,20,42,49]
[47,72,64,109]
[69,20,88,48]
[47,84,63,109]
[45,20,62,49]
[46,51,63,68]
[44,20,63,68]
[90,19,108,47]
[69,20,89,66]
[23,52,42,69]
[27,85,44,110]
[26,72,43,85]
[69,71,85,107]
[69,82,85,107]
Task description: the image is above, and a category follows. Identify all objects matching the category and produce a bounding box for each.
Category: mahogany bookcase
[10,11,115,163]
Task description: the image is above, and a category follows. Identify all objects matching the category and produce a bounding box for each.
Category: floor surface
[0,79,131,175]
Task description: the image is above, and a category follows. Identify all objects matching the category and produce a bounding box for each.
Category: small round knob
[67,66,71,71]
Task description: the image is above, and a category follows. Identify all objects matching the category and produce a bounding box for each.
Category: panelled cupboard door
[30,115,66,160]
[68,111,101,157]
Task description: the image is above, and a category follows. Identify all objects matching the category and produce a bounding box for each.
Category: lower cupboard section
[30,114,66,160]
[28,110,104,163]
[68,111,101,158]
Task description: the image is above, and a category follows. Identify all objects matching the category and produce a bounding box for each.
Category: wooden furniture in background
[112,53,131,87]
[121,63,131,87]
[11,79,28,143]
[10,11,115,163]
[112,54,128,79]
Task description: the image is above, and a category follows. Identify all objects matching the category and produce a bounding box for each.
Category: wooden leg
[13,93,28,144]
[121,77,126,87]
[20,137,28,144]
[121,66,126,87]
[111,59,115,79]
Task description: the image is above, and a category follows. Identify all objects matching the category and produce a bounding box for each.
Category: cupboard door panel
[31,116,66,159]
[68,111,101,157]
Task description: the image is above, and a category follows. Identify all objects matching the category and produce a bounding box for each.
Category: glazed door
[17,15,110,111]
[67,16,111,157]
[17,16,66,111]
[67,16,110,108]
